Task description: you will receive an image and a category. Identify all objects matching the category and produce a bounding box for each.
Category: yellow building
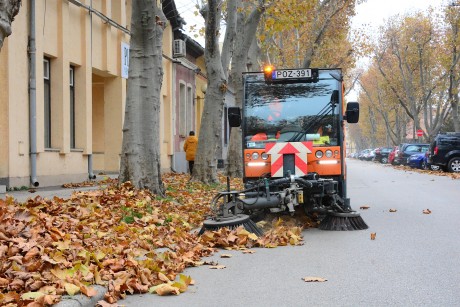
[0,0,204,189]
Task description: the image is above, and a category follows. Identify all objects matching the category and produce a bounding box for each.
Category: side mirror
[228,107,241,127]
[345,102,359,123]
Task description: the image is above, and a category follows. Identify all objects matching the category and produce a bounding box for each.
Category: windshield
[243,73,340,149]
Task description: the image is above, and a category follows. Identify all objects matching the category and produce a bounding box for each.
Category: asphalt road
[119,159,460,307]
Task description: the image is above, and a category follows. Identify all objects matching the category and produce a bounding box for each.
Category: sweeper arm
[199,175,368,236]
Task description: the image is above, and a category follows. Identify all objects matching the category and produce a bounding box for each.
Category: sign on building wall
[121,42,130,79]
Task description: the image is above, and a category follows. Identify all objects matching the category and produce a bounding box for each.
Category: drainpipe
[28,0,39,187]
[88,154,96,179]
[171,59,178,173]
[87,0,96,180]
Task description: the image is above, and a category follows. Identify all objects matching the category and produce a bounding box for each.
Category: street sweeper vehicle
[200,66,368,235]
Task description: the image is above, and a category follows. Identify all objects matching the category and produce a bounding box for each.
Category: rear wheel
[430,164,440,171]
[381,157,388,164]
[422,161,428,170]
[447,157,460,173]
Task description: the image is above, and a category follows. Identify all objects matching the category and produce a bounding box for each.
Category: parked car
[358,149,372,160]
[427,132,460,172]
[395,143,430,166]
[360,149,375,161]
[407,153,425,169]
[374,147,393,163]
[388,146,399,165]
[421,152,441,171]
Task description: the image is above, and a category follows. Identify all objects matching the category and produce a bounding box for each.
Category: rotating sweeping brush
[198,214,264,237]
[319,211,368,231]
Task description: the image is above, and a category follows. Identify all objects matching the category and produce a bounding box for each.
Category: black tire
[381,157,388,164]
[422,161,428,170]
[447,157,460,173]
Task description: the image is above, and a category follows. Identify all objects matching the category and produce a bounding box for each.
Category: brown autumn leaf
[360,205,370,210]
[389,209,397,212]
[302,276,327,282]
[209,265,226,269]
[203,260,219,266]
[242,250,256,254]
[423,209,432,214]
[370,233,376,240]
[220,254,232,258]
[96,301,119,307]
[152,284,180,296]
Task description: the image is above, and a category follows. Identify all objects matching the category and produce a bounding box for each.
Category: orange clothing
[183,136,198,161]
[251,133,268,141]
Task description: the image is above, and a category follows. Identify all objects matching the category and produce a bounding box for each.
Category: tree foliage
[355,8,460,148]
[259,0,359,74]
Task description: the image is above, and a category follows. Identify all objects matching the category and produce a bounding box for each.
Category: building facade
[0,0,197,189]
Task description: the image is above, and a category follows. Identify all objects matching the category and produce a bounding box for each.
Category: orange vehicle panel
[244,146,342,179]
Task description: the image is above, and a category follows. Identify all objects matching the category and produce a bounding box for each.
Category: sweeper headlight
[252,152,259,160]
[325,150,333,158]
[261,153,269,160]
[315,150,323,158]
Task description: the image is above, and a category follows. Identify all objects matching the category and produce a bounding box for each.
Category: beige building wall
[0,0,184,188]
[161,25,174,172]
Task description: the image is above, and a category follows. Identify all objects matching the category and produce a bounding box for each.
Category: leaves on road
[423,209,432,214]
[393,165,460,180]
[389,209,397,212]
[370,232,376,240]
[209,265,226,270]
[360,205,370,210]
[302,276,327,282]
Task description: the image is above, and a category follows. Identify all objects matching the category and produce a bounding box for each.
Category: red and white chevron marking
[265,142,313,177]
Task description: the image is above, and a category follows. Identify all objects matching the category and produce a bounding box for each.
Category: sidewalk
[0,174,118,203]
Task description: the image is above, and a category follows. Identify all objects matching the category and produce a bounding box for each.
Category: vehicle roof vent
[173,39,186,58]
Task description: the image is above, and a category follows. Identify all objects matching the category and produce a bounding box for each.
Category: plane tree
[119,0,167,194]
[0,0,21,52]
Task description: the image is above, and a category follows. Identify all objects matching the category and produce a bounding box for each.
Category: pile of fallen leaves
[61,177,119,188]
[0,173,311,306]
[390,165,460,179]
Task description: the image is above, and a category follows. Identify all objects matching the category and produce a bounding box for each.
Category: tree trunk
[0,0,21,52]
[192,0,226,184]
[226,1,265,178]
[119,0,166,195]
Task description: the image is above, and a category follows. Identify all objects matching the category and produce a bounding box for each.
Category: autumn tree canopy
[354,7,460,149]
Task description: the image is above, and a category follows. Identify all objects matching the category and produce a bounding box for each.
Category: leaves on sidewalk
[0,173,313,305]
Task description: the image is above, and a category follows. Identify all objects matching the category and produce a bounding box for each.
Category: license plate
[272,69,311,80]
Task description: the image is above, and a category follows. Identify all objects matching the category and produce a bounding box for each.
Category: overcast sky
[174,0,446,47]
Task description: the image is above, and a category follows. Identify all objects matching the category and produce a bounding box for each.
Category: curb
[54,286,107,307]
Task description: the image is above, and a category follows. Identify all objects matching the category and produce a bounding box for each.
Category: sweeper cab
[199,67,367,235]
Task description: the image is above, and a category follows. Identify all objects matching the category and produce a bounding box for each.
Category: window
[179,83,186,136]
[70,66,75,148]
[224,106,228,145]
[44,58,51,148]
[187,86,193,133]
